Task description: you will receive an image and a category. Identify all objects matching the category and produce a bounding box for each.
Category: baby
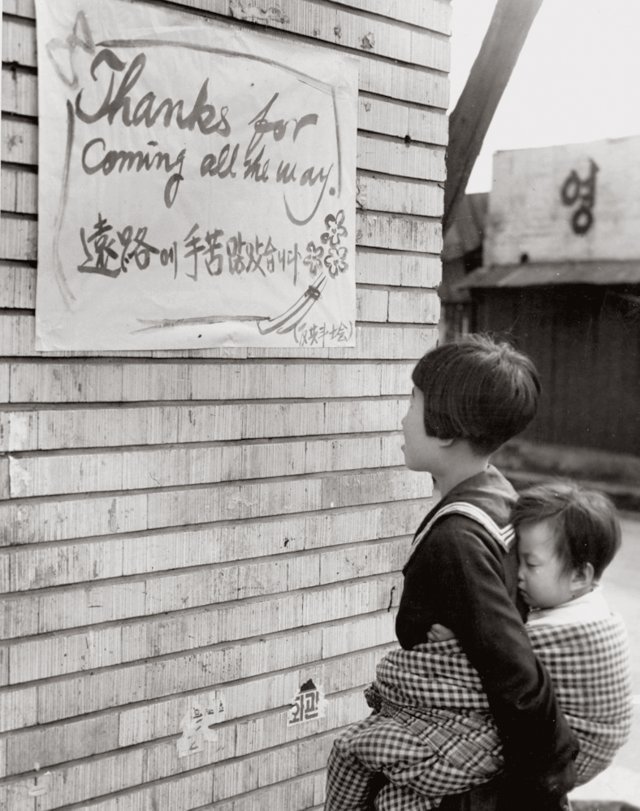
[328,481,633,809]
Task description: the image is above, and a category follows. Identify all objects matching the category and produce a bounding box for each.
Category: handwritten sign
[34,0,358,350]
[484,136,640,265]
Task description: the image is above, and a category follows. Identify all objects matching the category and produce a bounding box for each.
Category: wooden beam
[444,0,544,233]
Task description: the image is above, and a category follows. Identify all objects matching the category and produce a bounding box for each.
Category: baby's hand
[427,623,455,642]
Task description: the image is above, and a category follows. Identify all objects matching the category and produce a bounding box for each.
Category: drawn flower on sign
[324,245,348,278]
[303,241,324,276]
[321,210,347,247]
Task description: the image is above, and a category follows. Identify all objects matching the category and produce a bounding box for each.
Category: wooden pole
[444,0,544,234]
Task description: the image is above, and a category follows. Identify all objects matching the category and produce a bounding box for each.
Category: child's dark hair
[411,334,540,454]
[511,481,621,580]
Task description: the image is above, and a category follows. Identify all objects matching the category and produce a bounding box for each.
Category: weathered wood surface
[0,0,449,805]
[443,0,543,231]
[485,135,640,265]
[2,500,425,591]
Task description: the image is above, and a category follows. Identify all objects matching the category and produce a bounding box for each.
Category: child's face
[401,387,444,472]
[517,519,576,609]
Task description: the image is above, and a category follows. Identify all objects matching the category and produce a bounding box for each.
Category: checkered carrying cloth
[326,615,632,810]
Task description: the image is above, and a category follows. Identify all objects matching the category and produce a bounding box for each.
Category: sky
[449,0,640,193]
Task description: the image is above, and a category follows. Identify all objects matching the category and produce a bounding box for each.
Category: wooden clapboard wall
[0,0,449,808]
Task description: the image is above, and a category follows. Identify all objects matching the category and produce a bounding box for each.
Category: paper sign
[287,679,326,726]
[34,0,358,350]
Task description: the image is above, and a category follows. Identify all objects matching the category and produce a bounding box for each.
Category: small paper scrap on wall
[177,691,226,758]
[34,0,358,350]
[287,679,326,726]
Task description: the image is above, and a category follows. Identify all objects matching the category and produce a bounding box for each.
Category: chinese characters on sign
[35,0,357,349]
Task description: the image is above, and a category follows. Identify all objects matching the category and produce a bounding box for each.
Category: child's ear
[570,562,595,595]
[437,437,455,448]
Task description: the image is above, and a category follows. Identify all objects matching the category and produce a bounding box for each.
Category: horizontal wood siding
[0,0,449,807]
[473,287,640,454]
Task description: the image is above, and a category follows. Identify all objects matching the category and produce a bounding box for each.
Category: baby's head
[512,481,621,610]
[410,334,540,456]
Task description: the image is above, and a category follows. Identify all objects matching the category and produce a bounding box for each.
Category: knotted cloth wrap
[364,612,632,805]
[331,502,632,810]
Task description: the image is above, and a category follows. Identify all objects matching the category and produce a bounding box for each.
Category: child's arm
[397,518,578,805]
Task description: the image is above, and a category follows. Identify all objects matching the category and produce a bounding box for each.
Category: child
[325,336,579,811]
[334,481,632,810]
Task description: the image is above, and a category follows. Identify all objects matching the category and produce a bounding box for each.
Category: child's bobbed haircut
[411,334,540,454]
[511,481,621,580]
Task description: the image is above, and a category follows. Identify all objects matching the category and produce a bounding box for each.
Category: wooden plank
[8,625,123,682]
[180,0,449,71]
[6,500,424,590]
[357,248,441,287]
[1,692,366,810]
[7,433,403,498]
[0,490,148,546]
[0,364,10,403]
[0,215,36,262]
[0,683,37,733]
[1,136,443,222]
[0,2,448,72]
[3,0,453,34]
[356,212,441,253]
[0,165,37,215]
[127,648,384,749]
[358,95,447,144]
[9,617,325,684]
[1,0,35,17]
[0,467,429,546]
[146,468,428,531]
[357,286,389,321]
[209,772,325,811]
[358,55,448,108]
[322,611,398,658]
[1,15,36,67]
[1,52,447,119]
[387,287,441,324]
[6,360,414,403]
[0,262,432,317]
[0,262,438,314]
[358,135,446,181]
[0,747,146,811]
[0,118,38,165]
[0,66,37,117]
[0,312,437,358]
[0,548,10,591]
[81,770,215,811]
[2,165,443,220]
[27,612,396,728]
[357,173,443,217]
[2,102,445,175]
[2,550,405,643]
[332,0,451,34]
[0,264,35,309]
[5,714,119,778]
[208,733,332,805]
[0,398,405,452]
[444,0,543,231]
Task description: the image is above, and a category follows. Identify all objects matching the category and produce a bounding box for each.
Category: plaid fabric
[325,702,501,810]
[325,615,632,810]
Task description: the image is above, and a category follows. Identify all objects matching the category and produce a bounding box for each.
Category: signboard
[484,136,640,266]
[34,0,358,350]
